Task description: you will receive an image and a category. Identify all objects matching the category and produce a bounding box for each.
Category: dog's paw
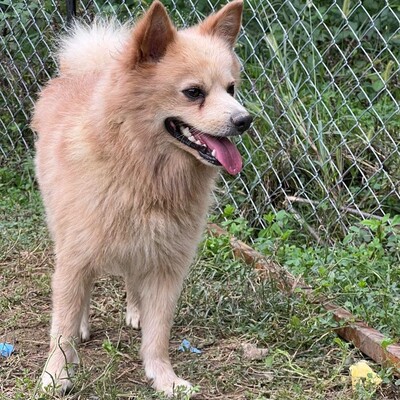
[79,321,90,342]
[153,376,194,398]
[126,304,140,329]
[41,367,74,394]
[41,340,79,394]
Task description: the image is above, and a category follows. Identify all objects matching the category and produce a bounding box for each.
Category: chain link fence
[1,0,399,241]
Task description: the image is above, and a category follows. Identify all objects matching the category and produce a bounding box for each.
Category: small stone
[242,343,269,360]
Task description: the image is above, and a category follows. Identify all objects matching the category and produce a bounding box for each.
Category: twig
[285,204,325,244]
[285,195,384,220]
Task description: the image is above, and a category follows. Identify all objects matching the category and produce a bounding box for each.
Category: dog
[32,0,252,396]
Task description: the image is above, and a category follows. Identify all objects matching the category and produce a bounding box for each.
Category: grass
[218,206,400,339]
[235,0,400,237]
[2,162,400,400]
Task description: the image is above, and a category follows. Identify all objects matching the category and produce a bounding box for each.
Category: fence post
[66,0,77,25]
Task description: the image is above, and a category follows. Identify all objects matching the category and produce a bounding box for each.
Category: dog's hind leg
[125,277,141,329]
[42,259,93,393]
[79,288,92,342]
[139,269,192,397]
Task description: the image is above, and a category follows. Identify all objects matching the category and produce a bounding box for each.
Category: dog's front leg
[42,261,93,393]
[139,268,192,397]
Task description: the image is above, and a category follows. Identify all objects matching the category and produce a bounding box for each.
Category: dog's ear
[129,1,176,66]
[199,0,243,47]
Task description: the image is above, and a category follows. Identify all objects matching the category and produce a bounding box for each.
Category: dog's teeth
[188,136,196,142]
[211,150,216,157]
[181,127,191,138]
[196,140,203,146]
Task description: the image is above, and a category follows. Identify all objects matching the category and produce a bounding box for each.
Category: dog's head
[124,0,252,175]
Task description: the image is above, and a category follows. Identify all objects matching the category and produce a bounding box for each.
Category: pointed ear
[199,0,243,47]
[130,1,176,65]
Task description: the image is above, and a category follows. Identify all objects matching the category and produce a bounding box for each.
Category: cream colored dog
[32,0,252,396]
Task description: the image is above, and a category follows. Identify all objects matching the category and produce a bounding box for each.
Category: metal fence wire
[1,0,399,241]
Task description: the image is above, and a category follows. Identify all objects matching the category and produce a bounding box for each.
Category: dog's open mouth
[165,118,242,175]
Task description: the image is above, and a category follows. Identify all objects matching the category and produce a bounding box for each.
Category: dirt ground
[2,243,400,399]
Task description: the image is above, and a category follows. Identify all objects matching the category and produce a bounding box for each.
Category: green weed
[220,207,400,339]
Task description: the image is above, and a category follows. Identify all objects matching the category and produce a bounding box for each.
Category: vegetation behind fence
[1,0,399,241]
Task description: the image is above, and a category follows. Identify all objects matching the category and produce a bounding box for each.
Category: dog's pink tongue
[197,134,242,175]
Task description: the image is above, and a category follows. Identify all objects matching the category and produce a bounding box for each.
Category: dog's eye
[183,87,205,100]
[227,84,235,96]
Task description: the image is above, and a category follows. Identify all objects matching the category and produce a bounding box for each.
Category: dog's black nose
[231,113,253,133]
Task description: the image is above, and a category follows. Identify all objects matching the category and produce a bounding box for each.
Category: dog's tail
[57,19,131,76]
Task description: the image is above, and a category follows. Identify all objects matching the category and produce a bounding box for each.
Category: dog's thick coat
[32,0,251,395]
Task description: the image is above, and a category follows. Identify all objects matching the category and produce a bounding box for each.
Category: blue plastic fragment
[179,339,191,351]
[178,339,201,354]
[0,343,14,357]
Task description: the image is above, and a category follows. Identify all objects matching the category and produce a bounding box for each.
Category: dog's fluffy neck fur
[85,70,218,214]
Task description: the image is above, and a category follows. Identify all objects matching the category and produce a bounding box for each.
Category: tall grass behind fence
[1,0,399,241]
